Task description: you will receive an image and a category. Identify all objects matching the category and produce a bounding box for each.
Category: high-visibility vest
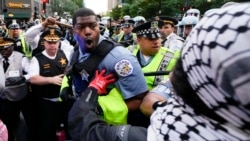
[98,87,128,125]
[117,32,136,43]
[129,45,179,89]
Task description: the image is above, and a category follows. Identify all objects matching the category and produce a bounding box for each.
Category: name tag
[8,70,20,77]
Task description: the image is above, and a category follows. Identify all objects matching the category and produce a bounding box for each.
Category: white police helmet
[185,9,200,18]
[180,16,199,26]
[123,15,130,20]
[133,16,146,27]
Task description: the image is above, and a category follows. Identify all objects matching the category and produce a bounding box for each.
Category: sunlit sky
[84,0,108,14]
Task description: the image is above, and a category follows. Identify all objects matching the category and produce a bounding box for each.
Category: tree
[72,0,83,8]
[110,6,122,20]
[110,0,233,20]
[51,0,80,16]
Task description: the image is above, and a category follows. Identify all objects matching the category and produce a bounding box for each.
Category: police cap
[8,23,20,29]
[112,24,121,31]
[121,19,135,28]
[132,20,164,39]
[156,16,178,26]
[40,28,62,42]
[0,37,15,49]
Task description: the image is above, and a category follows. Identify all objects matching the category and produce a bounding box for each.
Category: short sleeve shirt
[98,45,148,99]
[150,78,175,99]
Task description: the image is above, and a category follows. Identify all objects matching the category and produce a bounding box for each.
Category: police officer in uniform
[0,22,8,37]
[156,16,184,52]
[68,70,147,141]
[117,19,137,47]
[0,37,30,141]
[111,24,122,41]
[27,29,74,141]
[8,21,32,58]
[61,7,148,126]
[179,15,199,40]
[128,20,178,120]
[25,17,74,56]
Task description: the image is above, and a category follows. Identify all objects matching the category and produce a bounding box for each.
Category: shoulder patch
[115,59,133,77]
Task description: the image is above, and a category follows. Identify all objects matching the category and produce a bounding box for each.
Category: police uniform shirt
[124,32,132,40]
[0,66,4,93]
[24,24,43,50]
[79,35,148,99]
[27,45,73,78]
[163,32,184,52]
[150,78,175,99]
[0,51,24,78]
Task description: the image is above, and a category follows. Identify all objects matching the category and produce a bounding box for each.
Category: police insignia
[80,69,89,82]
[43,63,50,69]
[59,58,67,66]
[151,21,158,30]
[115,59,133,77]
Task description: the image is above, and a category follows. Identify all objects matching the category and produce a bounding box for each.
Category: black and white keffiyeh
[148,3,250,141]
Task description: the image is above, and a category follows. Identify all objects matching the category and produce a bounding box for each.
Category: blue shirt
[150,78,174,99]
[76,35,148,99]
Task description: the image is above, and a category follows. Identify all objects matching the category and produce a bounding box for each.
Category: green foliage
[111,6,122,20]
[51,0,81,16]
[109,0,233,20]
[71,0,83,7]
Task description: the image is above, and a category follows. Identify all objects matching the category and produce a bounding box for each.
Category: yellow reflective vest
[128,45,179,89]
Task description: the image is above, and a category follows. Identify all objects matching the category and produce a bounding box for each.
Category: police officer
[68,70,147,141]
[128,20,178,118]
[157,16,184,52]
[0,37,30,141]
[117,19,137,47]
[0,22,8,37]
[8,20,32,58]
[61,7,148,126]
[179,15,199,39]
[99,22,109,38]
[111,24,122,41]
[25,17,74,56]
[27,29,74,141]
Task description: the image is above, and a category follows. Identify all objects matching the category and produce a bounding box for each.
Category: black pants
[36,98,73,141]
[127,110,150,128]
[0,93,35,141]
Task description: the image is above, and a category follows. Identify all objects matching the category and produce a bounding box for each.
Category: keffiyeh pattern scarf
[148,3,250,141]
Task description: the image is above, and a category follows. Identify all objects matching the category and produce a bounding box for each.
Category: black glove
[60,86,77,101]
[59,75,77,102]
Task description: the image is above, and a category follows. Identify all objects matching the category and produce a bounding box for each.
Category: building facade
[0,0,51,22]
[107,0,118,12]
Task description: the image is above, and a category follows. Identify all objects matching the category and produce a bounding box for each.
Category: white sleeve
[26,57,40,78]
[21,57,32,80]
[25,24,44,50]
[0,66,5,93]
[61,40,74,61]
